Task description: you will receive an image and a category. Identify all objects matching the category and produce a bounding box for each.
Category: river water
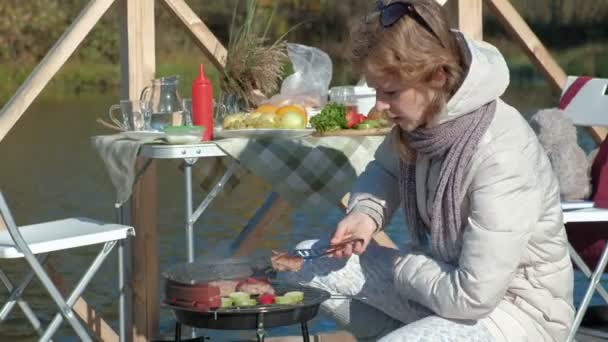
[0,84,604,341]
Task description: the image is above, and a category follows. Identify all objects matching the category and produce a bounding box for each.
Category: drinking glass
[214,92,246,121]
[108,99,152,131]
[329,86,358,113]
[182,98,193,126]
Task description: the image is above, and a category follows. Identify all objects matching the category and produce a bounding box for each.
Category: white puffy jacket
[349,34,575,342]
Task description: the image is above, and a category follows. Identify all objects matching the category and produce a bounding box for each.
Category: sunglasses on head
[374,0,442,44]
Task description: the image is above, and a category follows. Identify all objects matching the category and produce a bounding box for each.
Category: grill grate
[162,257,267,285]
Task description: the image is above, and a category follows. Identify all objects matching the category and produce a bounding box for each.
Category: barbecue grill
[163,258,330,342]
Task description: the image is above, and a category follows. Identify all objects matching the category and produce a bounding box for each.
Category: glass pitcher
[140,76,184,131]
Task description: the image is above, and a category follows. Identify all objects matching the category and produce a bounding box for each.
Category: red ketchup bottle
[191,64,213,141]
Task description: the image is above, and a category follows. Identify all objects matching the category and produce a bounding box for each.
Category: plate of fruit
[215,104,314,139]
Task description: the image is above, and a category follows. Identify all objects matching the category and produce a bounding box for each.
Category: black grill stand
[174,320,311,342]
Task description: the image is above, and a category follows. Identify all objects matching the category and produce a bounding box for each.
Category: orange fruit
[276,104,306,117]
[255,104,278,114]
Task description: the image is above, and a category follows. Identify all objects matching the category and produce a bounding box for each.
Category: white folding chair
[0,191,134,341]
[559,76,608,342]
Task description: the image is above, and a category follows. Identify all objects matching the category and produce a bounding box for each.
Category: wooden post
[119,0,156,100]
[129,159,159,342]
[160,0,228,69]
[446,0,483,41]
[118,0,157,340]
[0,0,115,143]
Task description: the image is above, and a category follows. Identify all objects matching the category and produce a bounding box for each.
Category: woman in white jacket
[282,0,575,341]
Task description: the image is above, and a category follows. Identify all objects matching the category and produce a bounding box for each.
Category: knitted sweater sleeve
[346,133,401,230]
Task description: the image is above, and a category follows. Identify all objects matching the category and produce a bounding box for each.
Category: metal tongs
[290,237,364,260]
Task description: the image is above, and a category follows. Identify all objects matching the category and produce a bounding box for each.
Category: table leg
[184,158,237,339]
[185,158,239,262]
[568,244,608,303]
[118,237,132,342]
[116,201,132,342]
[190,159,239,225]
[301,322,310,342]
[174,321,182,342]
[184,159,196,263]
[566,243,608,342]
[185,157,239,258]
[256,312,265,342]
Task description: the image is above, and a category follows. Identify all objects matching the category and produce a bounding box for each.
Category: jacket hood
[437,33,510,124]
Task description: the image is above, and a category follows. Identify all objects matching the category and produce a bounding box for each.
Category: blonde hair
[351,0,465,161]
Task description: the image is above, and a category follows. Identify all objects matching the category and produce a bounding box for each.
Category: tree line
[1,0,606,65]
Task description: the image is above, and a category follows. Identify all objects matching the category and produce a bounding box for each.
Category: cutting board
[312,127,392,137]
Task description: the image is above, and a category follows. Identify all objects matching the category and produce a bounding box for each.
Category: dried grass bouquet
[221,0,296,109]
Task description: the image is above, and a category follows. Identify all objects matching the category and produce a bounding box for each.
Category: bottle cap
[194,64,210,85]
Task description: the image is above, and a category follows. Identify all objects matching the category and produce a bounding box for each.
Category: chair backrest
[560,76,608,127]
[0,192,37,258]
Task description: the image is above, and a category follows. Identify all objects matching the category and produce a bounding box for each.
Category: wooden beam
[0,0,115,143]
[485,0,564,91]
[485,0,605,142]
[118,0,157,340]
[46,263,119,342]
[446,0,483,41]
[160,0,227,69]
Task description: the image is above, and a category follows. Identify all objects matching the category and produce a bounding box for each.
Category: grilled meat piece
[236,277,275,295]
[271,250,304,272]
[208,280,239,296]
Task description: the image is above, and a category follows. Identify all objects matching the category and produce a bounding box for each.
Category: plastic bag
[267,43,332,109]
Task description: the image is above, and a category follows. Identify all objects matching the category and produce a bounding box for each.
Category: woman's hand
[330,211,377,258]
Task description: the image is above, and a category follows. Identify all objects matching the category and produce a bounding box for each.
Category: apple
[280,111,307,129]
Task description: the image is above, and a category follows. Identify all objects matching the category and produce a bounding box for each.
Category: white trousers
[279,240,494,342]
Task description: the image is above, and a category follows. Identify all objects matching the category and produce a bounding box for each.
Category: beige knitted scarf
[399,101,496,263]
